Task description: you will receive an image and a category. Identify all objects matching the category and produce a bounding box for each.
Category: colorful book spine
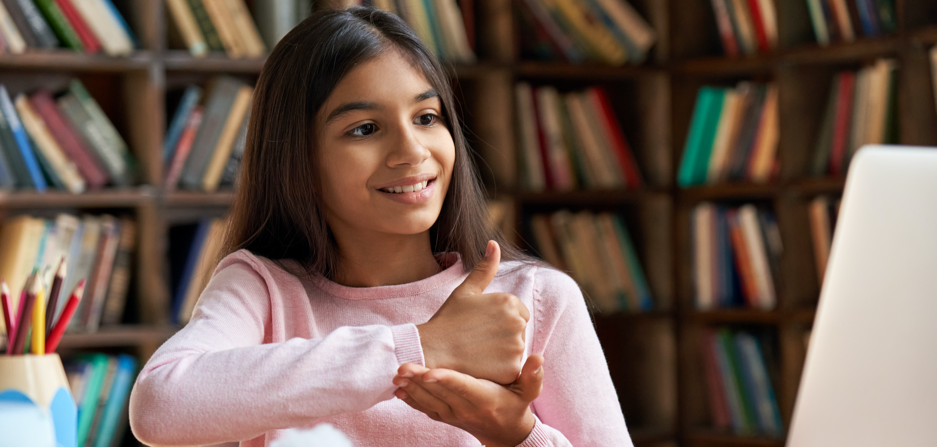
[32,0,83,51]
[0,85,47,191]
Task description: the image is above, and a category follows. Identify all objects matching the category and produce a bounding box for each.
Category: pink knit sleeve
[129,255,422,446]
[522,267,633,447]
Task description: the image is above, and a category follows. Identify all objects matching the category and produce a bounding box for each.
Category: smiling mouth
[380,179,433,194]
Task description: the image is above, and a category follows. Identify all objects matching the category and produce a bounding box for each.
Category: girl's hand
[393,354,545,447]
[417,241,530,385]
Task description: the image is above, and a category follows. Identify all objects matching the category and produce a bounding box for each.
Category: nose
[386,124,431,168]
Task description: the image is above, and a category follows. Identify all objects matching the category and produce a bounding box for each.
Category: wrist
[479,408,536,447]
[416,322,450,370]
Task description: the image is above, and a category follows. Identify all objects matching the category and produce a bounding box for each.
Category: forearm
[516,415,573,447]
[130,324,422,445]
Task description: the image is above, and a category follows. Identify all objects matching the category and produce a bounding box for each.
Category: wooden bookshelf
[2,0,936,446]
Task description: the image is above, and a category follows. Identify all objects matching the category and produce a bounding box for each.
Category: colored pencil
[1,281,12,355]
[10,273,36,355]
[45,279,85,354]
[30,278,44,355]
[45,257,66,335]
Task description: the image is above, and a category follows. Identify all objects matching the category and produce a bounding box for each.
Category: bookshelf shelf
[0,189,152,208]
[55,325,179,349]
[162,51,267,73]
[677,183,779,202]
[512,61,662,81]
[676,55,775,76]
[513,188,652,206]
[685,430,784,447]
[683,310,783,325]
[911,25,937,44]
[787,178,846,197]
[164,191,236,207]
[0,51,154,71]
[780,37,903,65]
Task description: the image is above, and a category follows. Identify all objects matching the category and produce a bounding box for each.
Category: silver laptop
[787,145,937,447]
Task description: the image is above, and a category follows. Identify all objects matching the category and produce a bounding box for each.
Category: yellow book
[167,0,208,57]
[707,89,742,182]
[223,0,266,57]
[15,96,86,194]
[749,84,778,183]
[0,216,46,334]
[0,2,26,54]
[545,0,627,64]
[202,85,253,192]
[201,0,245,58]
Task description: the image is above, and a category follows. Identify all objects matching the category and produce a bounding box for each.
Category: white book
[0,1,26,53]
[694,203,715,310]
[707,89,741,182]
[738,205,776,310]
[71,0,134,56]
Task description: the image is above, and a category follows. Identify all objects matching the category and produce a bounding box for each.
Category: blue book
[734,332,783,435]
[855,0,880,37]
[99,0,138,47]
[610,215,653,310]
[0,86,46,191]
[0,131,16,190]
[582,0,645,63]
[171,220,211,324]
[164,86,203,164]
[92,354,137,447]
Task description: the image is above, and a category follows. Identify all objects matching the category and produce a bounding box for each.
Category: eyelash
[346,113,441,138]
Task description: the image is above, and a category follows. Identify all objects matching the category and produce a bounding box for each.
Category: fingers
[394,374,453,419]
[452,240,501,297]
[418,369,478,409]
[396,389,442,422]
[512,354,545,403]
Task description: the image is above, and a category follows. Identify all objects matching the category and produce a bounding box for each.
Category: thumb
[452,240,501,297]
[513,354,544,402]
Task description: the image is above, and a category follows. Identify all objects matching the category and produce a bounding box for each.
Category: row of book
[515,0,655,65]
[529,211,652,313]
[336,0,475,63]
[805,0,897,46]
[710,0,778,56]
[692,203,781,310]
[64,353,137,447]
[164,76,251,192]
[808,195,840,284]
[0,213,136,335]
[701,328,782,436]
[0,0,134,55]
[677,82,779,187]
[516,83,643,191]
[0,80,134,192]
[811,59,898,177]
[169,218,227,325]
[166,0,267,58]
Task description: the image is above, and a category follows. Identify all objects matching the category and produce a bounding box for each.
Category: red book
[702,330,732,428]
[727,210,759,307]
[829,72,855,176]
[53,0,101,54]
[711,0,740,57]
[29,91,109,189]
[165,106,203,190]
[530,87,555,189]
[589,87,643,188]
[746,0,770,53]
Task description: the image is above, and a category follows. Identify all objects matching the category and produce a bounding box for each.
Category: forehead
[326,48,435,107]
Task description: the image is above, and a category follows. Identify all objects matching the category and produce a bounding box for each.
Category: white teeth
[382,181,431,194]
[413,182,423,192]
[403,184,414,193]
[393,186,402,193]
[423,181,428,188]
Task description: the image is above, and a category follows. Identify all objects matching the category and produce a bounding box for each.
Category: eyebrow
[325,89,439,124]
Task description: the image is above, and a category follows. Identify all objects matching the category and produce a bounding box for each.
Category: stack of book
[169,218,227,325]
[323,0,475,63]
[701,327,782,436]
[710,0,778,56]
[0,80,135,193]
[166,0,266,58]
[515,0,655,65]
[692,203,781,310]
[0,0,134,55]
[64,353,137,447]
[0,214,136,333]
[810,59,897,177]
[805,0,897,46]
[529,210,652,313]
[164,77,252,192]
[516,83,642,191]
[677,82,779,187]
[808,195,839,284]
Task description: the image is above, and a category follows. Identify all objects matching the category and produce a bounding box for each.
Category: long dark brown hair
[223,6,528,278]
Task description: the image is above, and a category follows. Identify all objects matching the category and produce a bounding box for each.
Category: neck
[330,230,442,287]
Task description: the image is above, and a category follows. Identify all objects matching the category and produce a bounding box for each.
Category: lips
[376,176,437,205]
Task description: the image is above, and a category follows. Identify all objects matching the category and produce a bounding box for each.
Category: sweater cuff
[515,414,548,447]
[391,323,425,367]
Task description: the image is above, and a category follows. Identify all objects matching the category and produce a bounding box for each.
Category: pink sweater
[129,249,631,446]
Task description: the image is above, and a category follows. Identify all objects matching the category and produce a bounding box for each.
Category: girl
[129,6,630,447]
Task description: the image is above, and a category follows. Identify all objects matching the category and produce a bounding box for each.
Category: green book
[678,87,722,187]
[75,353,110,447]
[32,0,83,52]
[68,80,135,186]
[873,0,896,33]
[611,215,653,311]
[186,0,225,52]
[719,329,757,432]
[28,132,65,190]
[420,0,444,59]
[57,94,116,185]
[691,88,726,186]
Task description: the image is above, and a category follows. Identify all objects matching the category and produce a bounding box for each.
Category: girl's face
[316,49,455,241]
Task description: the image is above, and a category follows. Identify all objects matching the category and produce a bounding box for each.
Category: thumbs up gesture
[417,241,530,385]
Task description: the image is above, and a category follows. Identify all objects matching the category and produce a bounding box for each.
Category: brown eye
[416,114,437,126]
[350,123,377,136]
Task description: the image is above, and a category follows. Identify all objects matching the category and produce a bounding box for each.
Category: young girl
[129,7,630,447]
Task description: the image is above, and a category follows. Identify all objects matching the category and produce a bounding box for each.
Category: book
[434,0,475,63]
[828,0,855,41]
[706,89,741,182]
[805,0,829,45]
[727,84,766,181]
[92,354,136,447]
[738,205,775,309]
[734,332,783,434]
[533,86,574,190]
[727,0,756,55]
[178,218,226,324]
[828,71,855,176]
[65,80,133,186]
[678,87,722,187]
[68,215,101,332]
[550,0,626,65]
[74,352,109,447]
[693,203,716,309]
[180,76,244,190]
[809,195,833,283]
[164,85,203,164]
[0,215,45,333]
[253,0,300,49]
[702,330,731,429]
[202,84,253,192]
[167,0,207,56]
[567,91,623,188]
[221,0,266,57]
[186,0,224,53]
[588,87,642,188]
[201,0,243,57]
[171,220,210,324]
[29,90,108,189]
[0,85,47,191]
[220,111,248,187]
[82,215,120,332]
[712,328,752,432]
[15,94,86,193]
[611,214,652,310]
[811,74,840,176]
[165,105,203,190]
[0,0,25,53]
[711,0,739,56]
[746,83,778,183]
[100,218,134,326]
[33,0,84,51]
[529,214,566,270]
[69,0,134,56]
[53,0,100,53]
[515,82,545,190]
[5,0,59,48]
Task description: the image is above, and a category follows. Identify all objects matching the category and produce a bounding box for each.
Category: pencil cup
[0,354,76,447]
